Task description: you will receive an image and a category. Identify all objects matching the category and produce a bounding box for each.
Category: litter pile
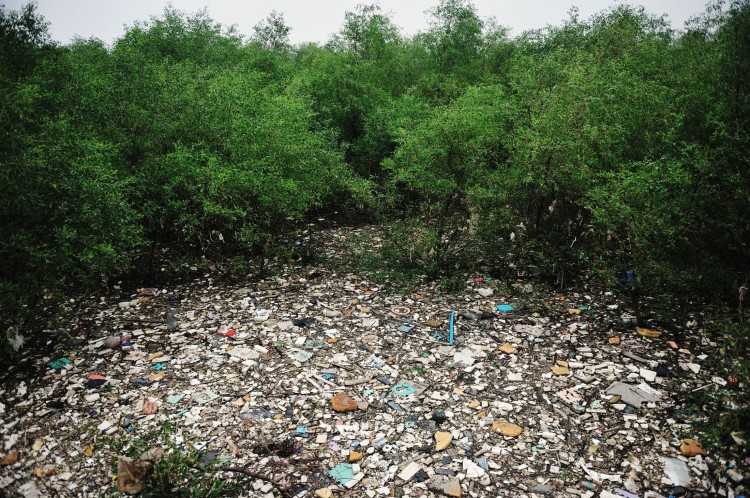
[0,229,747,497]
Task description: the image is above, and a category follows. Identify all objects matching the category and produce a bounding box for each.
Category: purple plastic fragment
[613,489,640,498]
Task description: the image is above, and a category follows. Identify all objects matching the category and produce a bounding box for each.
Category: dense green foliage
[1,1,749,354]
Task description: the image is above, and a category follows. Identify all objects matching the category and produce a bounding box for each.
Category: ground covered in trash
[1,227,747,498]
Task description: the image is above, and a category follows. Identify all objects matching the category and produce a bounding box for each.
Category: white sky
[5,0,711,46]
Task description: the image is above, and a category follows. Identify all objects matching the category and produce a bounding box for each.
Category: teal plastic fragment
[152,362,167,370]
[291,351,313,362]
[303,338,325,350]
[166,394,184,404]
[391,381,416,397]
[49,358,72,369]
[175,408,189,416]
[497,304,514,313]
[328,463,355,485]
[193,390,219,404]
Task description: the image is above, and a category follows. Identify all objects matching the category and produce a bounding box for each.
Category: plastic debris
[606,381,662,408]
[391,381,417,397]
[449,309,455,345]
[192,390,218,404]
[165,308,178,331]
[328,463,355,485]
[0,229,741,497]
[117,456,151,494]
[290,350,313,362]
[48,358,72,370]
[663,457,691,486]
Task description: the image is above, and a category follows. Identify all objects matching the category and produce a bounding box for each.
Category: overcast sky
[5,0,711,46]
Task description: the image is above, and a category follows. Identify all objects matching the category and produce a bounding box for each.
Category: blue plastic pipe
[449,309,455,345]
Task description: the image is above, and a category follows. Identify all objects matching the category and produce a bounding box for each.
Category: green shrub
[1,122,141,357]
[382,85,512,273]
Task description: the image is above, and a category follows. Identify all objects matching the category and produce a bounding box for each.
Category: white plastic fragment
[663,457,691,486]
[453,349,476,366]
[398,462,421,481]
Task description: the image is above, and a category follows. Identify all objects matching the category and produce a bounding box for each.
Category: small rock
[462,459,485,478]
[0,449,19,465]
[432,410,447,424]
[680,438,707,457]
[104,337,121,349]
[398,462,422,481]
[468,400,480,409]
[142,400,159,415]
[499,343,517,354]
[551,366,570,376]
[148,372,164,382]
[640,368,657,382]
[34,466,55,477]
[608,336,621,345]
[637,327,662,338]
[315,488,334,498]
[331,392,358,412]
[442,477,462,497]
[492,422,523,437]
[435,432,452,451]
[476,288,494,297]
